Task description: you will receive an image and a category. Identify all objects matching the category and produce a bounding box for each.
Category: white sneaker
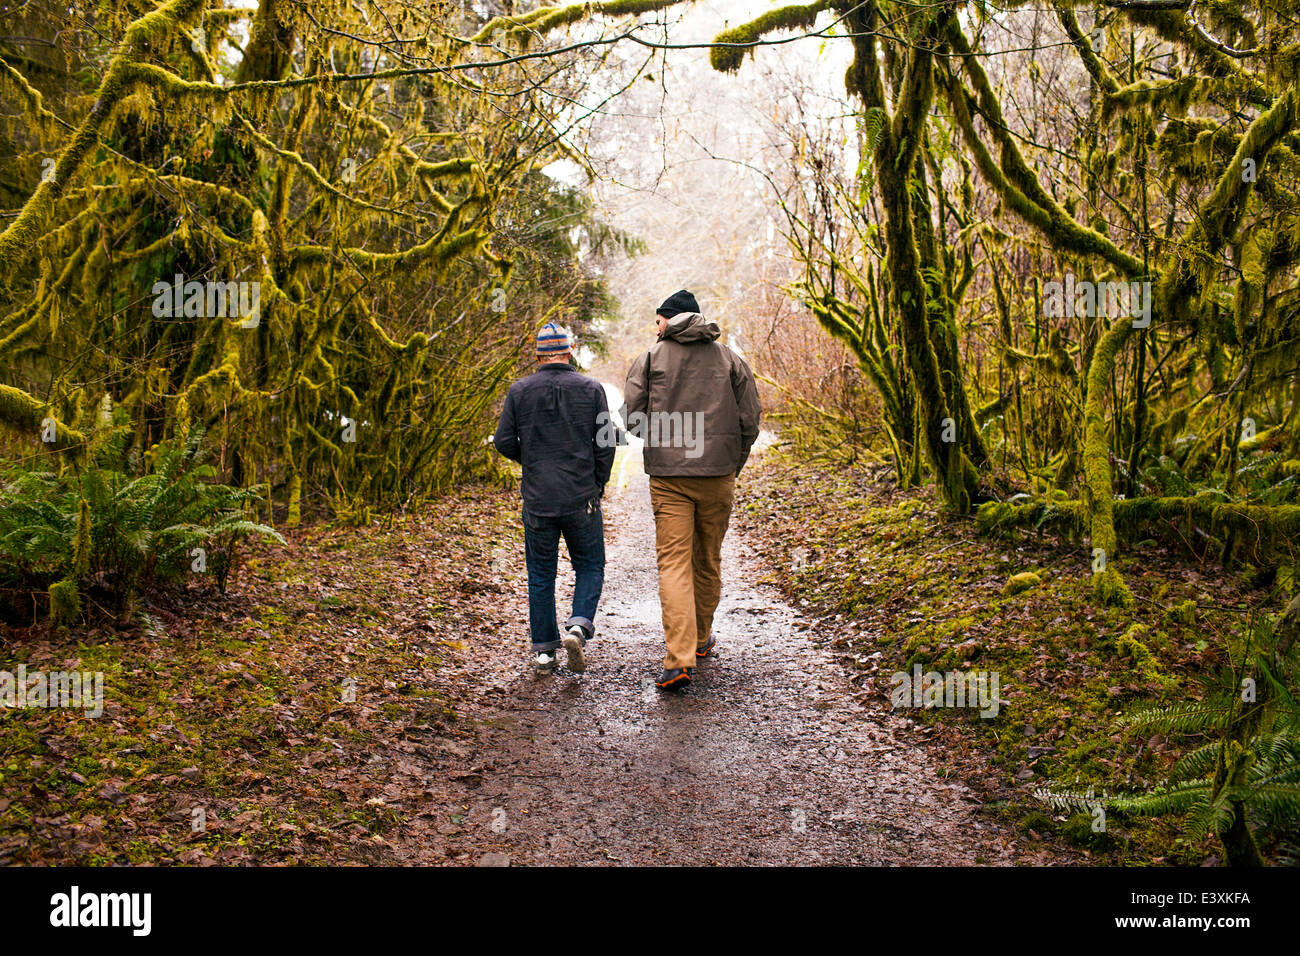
[535,651,556,675]
[563,626,587,674]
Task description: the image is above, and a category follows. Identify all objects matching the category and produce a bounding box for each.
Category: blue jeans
[523,499,605,651]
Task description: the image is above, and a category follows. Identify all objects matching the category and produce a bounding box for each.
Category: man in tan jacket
[622,290,762,690]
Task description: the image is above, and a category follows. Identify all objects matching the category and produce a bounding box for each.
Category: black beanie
[656,289,700,318]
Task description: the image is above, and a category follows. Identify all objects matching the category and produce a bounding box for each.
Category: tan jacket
[622,312,762,477]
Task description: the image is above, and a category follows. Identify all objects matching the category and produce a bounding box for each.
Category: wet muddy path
[408,461,1068,865]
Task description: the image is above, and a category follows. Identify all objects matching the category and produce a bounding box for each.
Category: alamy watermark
[50,886,150,936]
[151,273,261,327]
[596,409,705,458]
[889,665,1001,718]
[1034,785,1108,834]
[1043,273,1151,328]
[1,665,103,717]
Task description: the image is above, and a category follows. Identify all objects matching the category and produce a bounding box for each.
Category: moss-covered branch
[472,0,686,42]
[942,22,1145,278]
[980,493,1300,561]
[0,0,210,280]
[710,1,830,74]
[0,384,86,452]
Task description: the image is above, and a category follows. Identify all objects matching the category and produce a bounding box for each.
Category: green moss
[48,577,79,624]
[1164,600,1197,627]
[1082,318,1136,608]
[285,473,302,528]
[0,384,86,453]
[1020,810,1053,831]
[1117,624,1175,688]
[944,21,1145,278]
[977,498,1087,538]
[72,498,91,578]
[710,1,829,74]
[1094,567,1134,608]
[1003,571,1043,596]
[473,0,684,42]
[1062,811,1116,850]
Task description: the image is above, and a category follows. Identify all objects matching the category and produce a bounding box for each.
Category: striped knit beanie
[536,321,571,355]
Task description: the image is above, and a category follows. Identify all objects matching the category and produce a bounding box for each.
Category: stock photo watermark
[49,886,151,936]
[151,273,261,327]
[889,665,1002,718]
[1034,785,1108,834]
[0,665,103,718]
[596,409,706,458]
[1042,273,1151,328]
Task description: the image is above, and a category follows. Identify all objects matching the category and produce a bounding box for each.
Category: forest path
[399,450,1070,865]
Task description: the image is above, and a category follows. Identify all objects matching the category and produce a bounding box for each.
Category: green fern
[1105,613,1300,863]
[0,427,283,620]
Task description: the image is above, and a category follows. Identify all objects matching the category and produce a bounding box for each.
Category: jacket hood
[660,311,720,344]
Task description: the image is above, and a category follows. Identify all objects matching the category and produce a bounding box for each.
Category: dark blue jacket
[493,363,614,516]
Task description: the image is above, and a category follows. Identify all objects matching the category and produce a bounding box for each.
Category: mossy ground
[737,447,1286,864]
[0,486,522,865]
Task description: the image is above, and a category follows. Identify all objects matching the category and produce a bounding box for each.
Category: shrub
[0,427,282,625]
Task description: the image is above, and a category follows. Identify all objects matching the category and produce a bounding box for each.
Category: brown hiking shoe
[655,668,691,691]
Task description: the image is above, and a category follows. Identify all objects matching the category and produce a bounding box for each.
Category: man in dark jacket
[623,290,762,690]
[494,322,613,675]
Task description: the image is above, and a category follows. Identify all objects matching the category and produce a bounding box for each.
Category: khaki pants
[648,474,735,670]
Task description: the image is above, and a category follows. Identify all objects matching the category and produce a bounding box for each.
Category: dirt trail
[416,458,1067,865]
